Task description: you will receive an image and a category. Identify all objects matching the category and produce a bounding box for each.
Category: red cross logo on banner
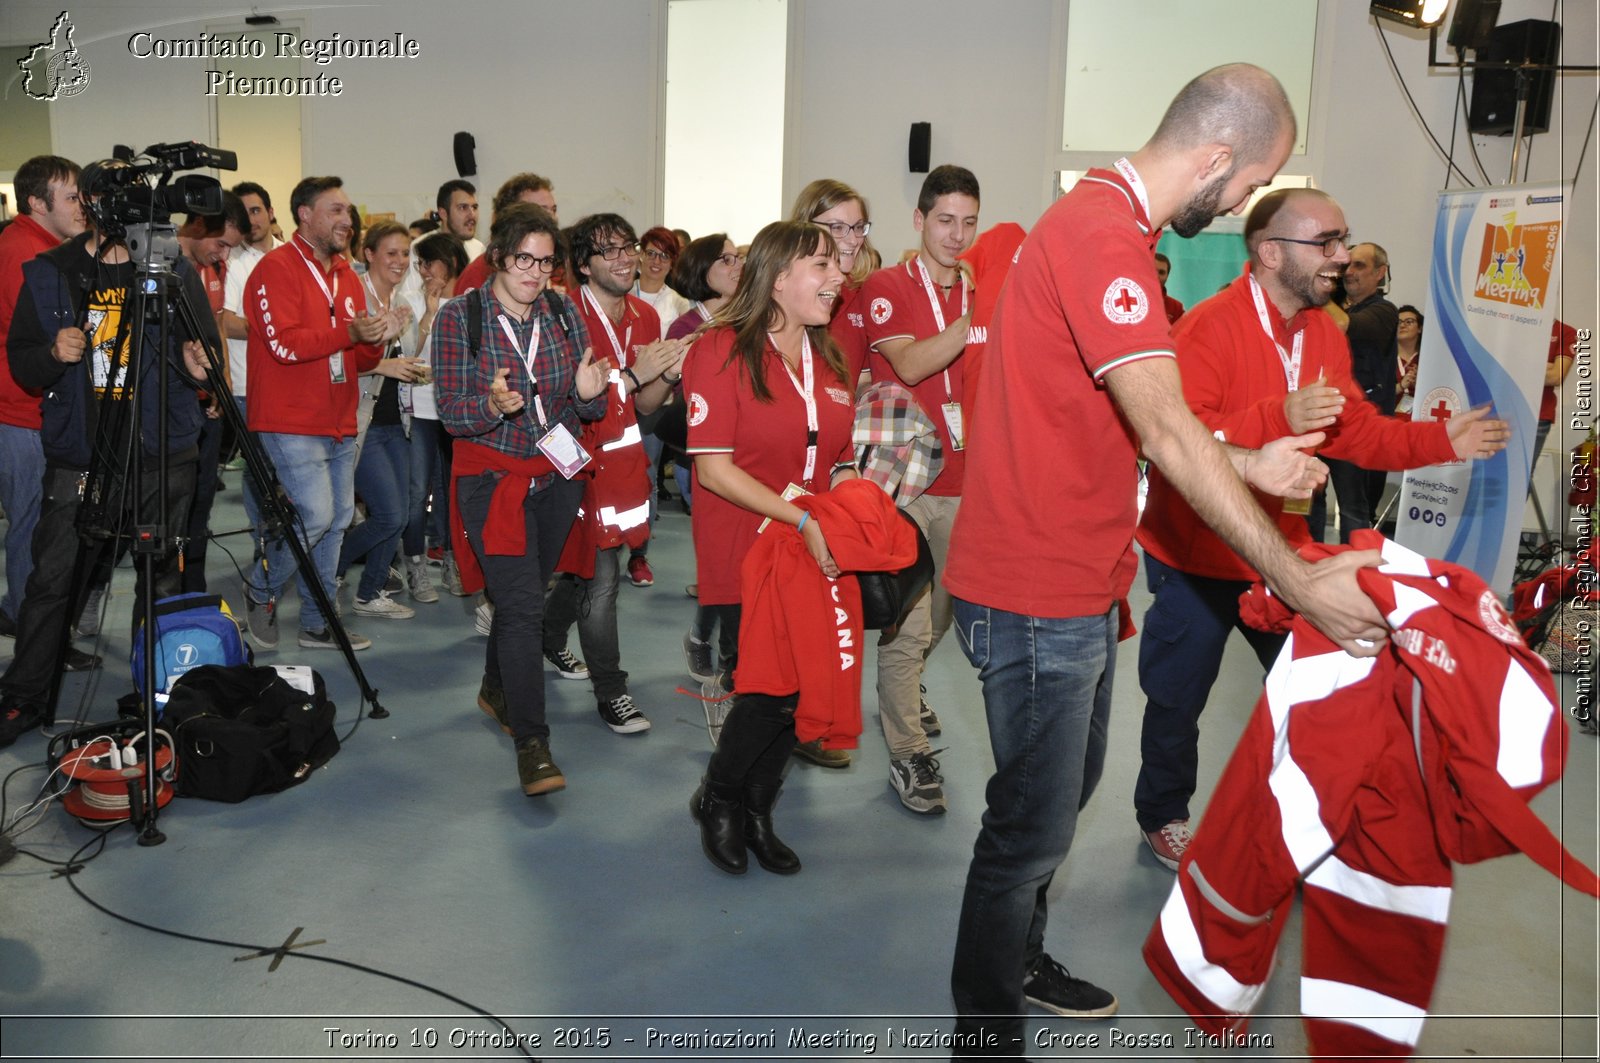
[1421,386,1459,427]
[1102,277,1149,324]
[1430,400,1452,422]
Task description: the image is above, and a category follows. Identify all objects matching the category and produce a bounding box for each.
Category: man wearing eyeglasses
[1132,188,1509,871]
[1317,241,1400,543]
[541,214,687,736]
[860,164,979,813]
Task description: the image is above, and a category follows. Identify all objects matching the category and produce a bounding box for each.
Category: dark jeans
[949,598,1117,1056]
[543,546,628,702]
[182,411,224,593]
[705,691,799,788]
[691,603,741,684]
[1134,553,1285,833]
[1,460,195,713]
[457,471,584,742]
[404,417,450,557]
[338,423,409,601]
[1319,457,1381,544]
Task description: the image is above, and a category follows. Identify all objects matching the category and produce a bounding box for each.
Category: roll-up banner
[1396,181,1569,592]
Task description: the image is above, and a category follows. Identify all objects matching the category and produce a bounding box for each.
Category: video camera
[79,141,239,237]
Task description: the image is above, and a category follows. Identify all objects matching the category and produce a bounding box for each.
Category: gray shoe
[352,590,415,619]
[443,554,469,596]
[297,626,371,651]
[74,583,107,637]
[888,750,947,814]
[684,632,715,683]
[245,593,278,651]
[406,555,439,604]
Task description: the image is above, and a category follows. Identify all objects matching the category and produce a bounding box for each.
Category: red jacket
[1139,268,1458,581]
[245,234,382,439]
[736,480,918,749]
[0,214,60,429]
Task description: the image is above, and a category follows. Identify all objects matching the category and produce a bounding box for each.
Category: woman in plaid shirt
[434,203,608,797]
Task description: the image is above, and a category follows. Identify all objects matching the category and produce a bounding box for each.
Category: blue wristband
[796,512,810,533]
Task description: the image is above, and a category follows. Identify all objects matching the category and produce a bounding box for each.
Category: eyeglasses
[642,248,674,263]
[715,253,743,268]
[1264,234,1353,258]
[595,242,640,261]
[817,220,871,239]
[508,252,558,273]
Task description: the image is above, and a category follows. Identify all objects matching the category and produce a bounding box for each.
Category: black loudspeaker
[452,131,477,178]
[1469,19,1561,136]
[908,122,931,174]
[1446,0,1500,51]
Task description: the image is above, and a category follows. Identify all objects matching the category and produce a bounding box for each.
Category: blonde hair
[789,178,876,287]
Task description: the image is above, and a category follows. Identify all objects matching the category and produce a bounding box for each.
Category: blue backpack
[130,593,251,696]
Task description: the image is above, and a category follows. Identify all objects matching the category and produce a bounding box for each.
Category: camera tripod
[70,221,388,846]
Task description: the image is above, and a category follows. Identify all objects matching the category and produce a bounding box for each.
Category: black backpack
[161,664,340,803]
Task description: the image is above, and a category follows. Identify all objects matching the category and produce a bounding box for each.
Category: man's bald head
[1150,64,1297,167]
[1245,187,1338,258]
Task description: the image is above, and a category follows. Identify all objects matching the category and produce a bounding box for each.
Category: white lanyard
[914,256,967,402]
[1247,273,1303,392]
[580,285,632,367]
[497,312,548,426]
[290,237,339,324]
[1112,157,1153,223]
[771,331,819,486]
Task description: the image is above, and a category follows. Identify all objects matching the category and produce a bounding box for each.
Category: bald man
[1132,188,1508,872]
[943,64,1394,1051]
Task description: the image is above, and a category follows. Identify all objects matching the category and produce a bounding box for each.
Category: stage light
[1370,0,1451,28]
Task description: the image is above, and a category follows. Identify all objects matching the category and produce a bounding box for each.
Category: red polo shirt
[945,164,1174,617]
[0,214,61,429]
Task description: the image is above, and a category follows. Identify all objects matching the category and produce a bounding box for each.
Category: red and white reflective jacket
[1145,532,1598,1061]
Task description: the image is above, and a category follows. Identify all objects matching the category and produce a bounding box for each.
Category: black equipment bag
[857,509,935,641]
[161,664,339,802]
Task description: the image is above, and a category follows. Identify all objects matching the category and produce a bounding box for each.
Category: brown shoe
[477,678,510,734]
[516,736,565,796]
[791,738,850,769]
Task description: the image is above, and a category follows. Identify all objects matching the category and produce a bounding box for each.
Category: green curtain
[1157,230,1247,313]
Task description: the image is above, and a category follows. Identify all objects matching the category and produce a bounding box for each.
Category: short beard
[589,267,633,299]
[1169,171,1231,239]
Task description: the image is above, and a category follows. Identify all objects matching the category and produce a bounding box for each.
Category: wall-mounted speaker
[453,131,477,178]
[1468,19,1561,136]
[908,122,931,174]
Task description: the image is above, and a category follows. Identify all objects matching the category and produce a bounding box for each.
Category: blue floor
[1,471,1595,1061]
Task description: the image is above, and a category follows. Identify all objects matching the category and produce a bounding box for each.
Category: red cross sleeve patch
[1102,278,1149,325]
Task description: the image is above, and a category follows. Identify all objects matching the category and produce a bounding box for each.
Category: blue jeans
[339,423,408,601]
[1134,554,1284,832]
[949,597,1117,1057]
[0,424,44,622]
[404,417,448,557]
[249,432,356,634]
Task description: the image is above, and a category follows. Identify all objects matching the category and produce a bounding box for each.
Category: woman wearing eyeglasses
[634,226,691,325]
[1394,305,1423,419]
[790,179,879,383]
[434,203,609,797]
[684,220,859,874]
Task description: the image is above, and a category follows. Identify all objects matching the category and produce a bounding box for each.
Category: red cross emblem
[1102,277,1150,324]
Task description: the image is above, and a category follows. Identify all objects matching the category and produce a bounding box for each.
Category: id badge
[536,422,592,480]
[942,402,966,451]
[328,352,346,384]
[1282,494,1313,516]
[758,481,811,534]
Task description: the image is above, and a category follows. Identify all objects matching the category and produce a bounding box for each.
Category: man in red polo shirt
[942,64,1389,1050]
[861,164,979,810]
[1155,252,1185,324]
[0,155,85,643]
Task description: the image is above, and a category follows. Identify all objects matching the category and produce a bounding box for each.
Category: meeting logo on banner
[1474,212,1560,310]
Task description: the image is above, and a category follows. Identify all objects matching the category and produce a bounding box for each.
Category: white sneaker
[352,590,415,619]
[474,598,494,636]
[406,555,439,603]
[443,554,469,597]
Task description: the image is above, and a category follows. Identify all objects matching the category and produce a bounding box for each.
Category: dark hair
[1154,252,1171,267]
[568,213,637,281]
[289,175,343,226]
[492,172,554,219]
[1244,187,1337,255]
[487,203,563,273]
[414,231,469,279]
[230,180,272,211]
[408,216,440,235]
[361,219,409,258]
[347,204,362,254]
[1150,63,1296,168]
[641,225,679,258]
[436,179,475,211]
[15,155,80,215]
[917,164,980,215]
[1397,304,1424,332]
[719,220,847,403]
[668,233,731,302]
[180,190,249,237]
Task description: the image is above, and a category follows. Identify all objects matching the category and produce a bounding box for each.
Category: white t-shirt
[222,238,279,396]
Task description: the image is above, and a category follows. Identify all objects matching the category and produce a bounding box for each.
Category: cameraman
[0,172,217,749]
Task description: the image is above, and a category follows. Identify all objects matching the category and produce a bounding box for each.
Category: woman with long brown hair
[683,220,858,874]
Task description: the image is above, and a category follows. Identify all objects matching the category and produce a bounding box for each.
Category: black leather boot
[743,781,800,874]
[690,778,747,874]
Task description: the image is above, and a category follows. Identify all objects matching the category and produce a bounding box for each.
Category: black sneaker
[683,631,715,683]
[63,647,103,672]
[1022,954,1118,1019]
[516,736,565,795]
[0,611,17,639]
[0,701,44,750]
[598,694,651,734]
[544,647,589,680]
